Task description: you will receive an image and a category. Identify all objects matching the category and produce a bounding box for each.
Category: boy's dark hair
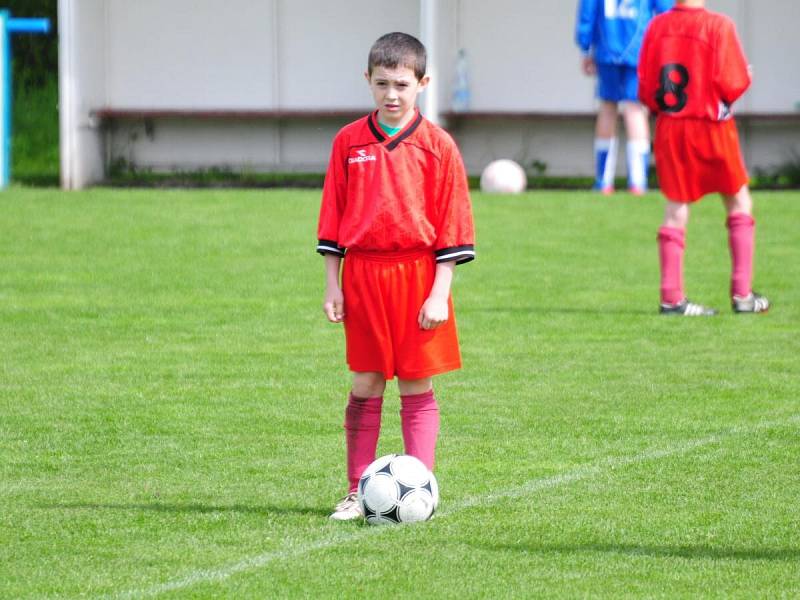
[367,32,427,81]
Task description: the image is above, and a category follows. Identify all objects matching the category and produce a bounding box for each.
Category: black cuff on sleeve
[435,245,475,265]
[316,239,345,257]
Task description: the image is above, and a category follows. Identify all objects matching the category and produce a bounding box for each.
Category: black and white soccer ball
[357,454,439,525]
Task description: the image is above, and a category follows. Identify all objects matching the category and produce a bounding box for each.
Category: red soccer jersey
[316,109,475,265]
[638,6,751,121]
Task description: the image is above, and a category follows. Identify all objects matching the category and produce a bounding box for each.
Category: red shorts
[654,117,749,203]
[342,249,461,380]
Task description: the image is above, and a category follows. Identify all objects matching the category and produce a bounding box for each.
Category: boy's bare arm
[418,261,456,330]
[323,253,344,323]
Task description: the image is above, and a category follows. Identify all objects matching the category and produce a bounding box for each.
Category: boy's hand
[418,295,448,330]
[323,287,345,323]
[581,55,596,76]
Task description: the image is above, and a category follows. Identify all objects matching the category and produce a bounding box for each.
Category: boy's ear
[418,75,431,90]
[364,71,371,83]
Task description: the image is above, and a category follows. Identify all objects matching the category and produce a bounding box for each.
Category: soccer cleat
[329,492,363,521]
[599,185,614,196]
[732,292,770,314]
[628,186,646,196]
[659,299,718,316]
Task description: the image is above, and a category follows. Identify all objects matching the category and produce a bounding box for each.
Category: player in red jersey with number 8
[317,33,475,519]
[638,0,769,315]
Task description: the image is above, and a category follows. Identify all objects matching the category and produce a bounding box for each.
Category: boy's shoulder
[413,116,461,158]
[707,9,737,32]
[331,113,374,146]
[648,7,735,39]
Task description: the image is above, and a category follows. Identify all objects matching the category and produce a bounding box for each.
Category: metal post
[0,11,51,189]
[419,0,439,125]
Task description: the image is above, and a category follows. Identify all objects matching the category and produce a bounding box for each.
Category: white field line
[110,415,798,600]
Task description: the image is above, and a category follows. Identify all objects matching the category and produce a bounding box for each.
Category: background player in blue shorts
[575,0,673,194]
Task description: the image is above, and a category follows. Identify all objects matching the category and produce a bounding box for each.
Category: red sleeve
[637,23,660,114]
[316,133,348,256]
[433,140,475,265]
[713,17,751,105]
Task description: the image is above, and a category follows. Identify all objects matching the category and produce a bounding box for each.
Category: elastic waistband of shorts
[345,248,433,263]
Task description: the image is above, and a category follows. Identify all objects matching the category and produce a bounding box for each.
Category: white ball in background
[479,159,528,194]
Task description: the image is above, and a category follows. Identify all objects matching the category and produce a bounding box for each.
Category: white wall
[107,1,275,109]
[60,0,800,187]
[105,0,418,111]
[457,0,595,112]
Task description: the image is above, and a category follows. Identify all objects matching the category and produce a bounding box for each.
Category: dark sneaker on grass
[732,292,770,313]
[659,299,718,316]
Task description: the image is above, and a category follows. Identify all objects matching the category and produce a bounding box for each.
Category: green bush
[5,0,58,88]
[12,76,59,186]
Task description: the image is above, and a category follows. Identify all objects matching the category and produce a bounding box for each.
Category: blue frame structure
[0,10,50,188]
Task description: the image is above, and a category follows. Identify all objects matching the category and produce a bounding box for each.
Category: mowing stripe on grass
[111,414,798,599]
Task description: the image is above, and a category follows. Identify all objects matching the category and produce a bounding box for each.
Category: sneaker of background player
[591,182,615,195]
[329,492,362,521]
[628,186,646,196]
[732,291,770,314]
[659,299,718,316]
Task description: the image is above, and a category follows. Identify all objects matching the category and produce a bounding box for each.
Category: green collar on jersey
[378,121,402,137]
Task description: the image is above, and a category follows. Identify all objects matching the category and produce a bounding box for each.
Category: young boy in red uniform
[316,32,475,520]
[638,0,769,315]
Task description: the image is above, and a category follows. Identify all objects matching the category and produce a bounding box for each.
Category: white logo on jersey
[348,149,377,164]
[605,0,638,19]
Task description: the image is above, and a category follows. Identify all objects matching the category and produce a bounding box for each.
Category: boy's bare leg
[621,101,649,140]
[663,199,690,228]
[722,184,753,216]
[621,101,651,193]
[594,101,619,193]
[352,371,387,398]
[596,101,618,139]
[398,376,439,471]
[397,377,432,396]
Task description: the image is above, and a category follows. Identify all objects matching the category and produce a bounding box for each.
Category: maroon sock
[657,226,686,304]
[727,213,755,298]
[400,389,440,471]
[344,393,383,492]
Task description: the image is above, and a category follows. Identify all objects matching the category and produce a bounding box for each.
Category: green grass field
[1,188,798,598]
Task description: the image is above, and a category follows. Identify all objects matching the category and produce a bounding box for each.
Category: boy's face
[365,65,429,127]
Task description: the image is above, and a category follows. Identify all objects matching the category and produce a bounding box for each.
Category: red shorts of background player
[342,249,461,380]
[654,117,749,203]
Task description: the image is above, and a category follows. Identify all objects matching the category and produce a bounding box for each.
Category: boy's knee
[351,371,386,398]
[663,201,689,228]
[398,377,433,396]
[723,185,753,215]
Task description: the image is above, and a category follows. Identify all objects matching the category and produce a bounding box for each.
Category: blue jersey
[575,0,673,66]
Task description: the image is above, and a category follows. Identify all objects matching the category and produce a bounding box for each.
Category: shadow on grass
[479,541,800,562]
[36,501,330,518]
